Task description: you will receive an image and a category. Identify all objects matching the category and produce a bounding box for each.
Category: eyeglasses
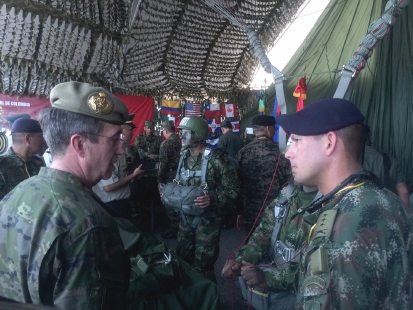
[84,133,124,147]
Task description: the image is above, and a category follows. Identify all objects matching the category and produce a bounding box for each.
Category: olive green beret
[5,113,31,126]
[144,120,155,128]
[50,82,129,125]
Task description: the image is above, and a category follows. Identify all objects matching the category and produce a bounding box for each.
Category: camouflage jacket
[235,185,318,293]
[296,169,413,309]
[0,168,127,308]
[178,148,240,216]
[0,148,45,201]
[157,133,181,184]
[237,136,292,225]
[133,133,161,160]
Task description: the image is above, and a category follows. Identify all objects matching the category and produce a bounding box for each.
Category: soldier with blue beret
[0,82,129,308]
[276,98,413,309]
[0,118,45,200]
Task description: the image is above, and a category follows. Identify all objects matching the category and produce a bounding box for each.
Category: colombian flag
[161,100,181,115]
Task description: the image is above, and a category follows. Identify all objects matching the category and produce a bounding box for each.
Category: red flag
[221,103,238,118]
[293,77,307,112]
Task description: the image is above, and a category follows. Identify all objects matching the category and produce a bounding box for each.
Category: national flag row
[161,100,238,118]
[207,118,239,133]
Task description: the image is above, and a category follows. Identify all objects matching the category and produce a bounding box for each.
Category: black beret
[5,113,31,126]
[11,118,42,133]
[275,98,365,136]
[253,115,276,127]
[221,120,233,129]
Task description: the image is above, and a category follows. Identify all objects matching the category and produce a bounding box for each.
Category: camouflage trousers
[164,204,180,231]
[176,214,225,282]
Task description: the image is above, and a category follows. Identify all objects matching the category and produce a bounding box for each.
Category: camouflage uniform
[158,133,182,231]
[296,169,413,309]
[237,135,292,231]
[0,148,44,200]
[176,148,240,280]
[235,185,318,294]
[0,167,127,308]
[133,132,162,160]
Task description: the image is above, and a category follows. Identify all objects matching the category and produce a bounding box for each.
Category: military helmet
[178,116,208,140]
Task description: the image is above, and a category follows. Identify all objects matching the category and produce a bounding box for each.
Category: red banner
[114,94,154,144]
[0,94,51,131]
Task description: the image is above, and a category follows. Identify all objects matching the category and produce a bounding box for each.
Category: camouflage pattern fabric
[157,133,181,184]
[296,169,413,309]
[0,167,127,308]
[235,185,318,293]
[133,133,161,160]
[176,148,239,279]
[237,136,292,228]
[217,130,243,157]
[0,148,45,200]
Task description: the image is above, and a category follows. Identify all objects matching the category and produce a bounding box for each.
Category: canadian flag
[221,103,238,118]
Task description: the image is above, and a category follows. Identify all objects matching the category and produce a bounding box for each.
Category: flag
[230,120,240,133]
[161,99,180,115]
[221,103,238,118]
[293,77,307,112]
[206,135,220,148]
[207,118,221,133]
[185,102,201,116]
[258,90,265,114]
[204,103,221,118]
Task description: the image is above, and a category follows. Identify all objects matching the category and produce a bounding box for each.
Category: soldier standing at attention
[134,120,161,160]
[276,98,413,309]
[217,119,243,157]
[158,120,182,239]
[173,116,239,281]
[0,118,45,200]
[237,115,292,235]
[0,82,129,308]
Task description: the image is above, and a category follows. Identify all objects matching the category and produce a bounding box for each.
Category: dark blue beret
[5,113,31,126]
[253,115,276,127]
[11,118,42,133]
[275,98,365,135]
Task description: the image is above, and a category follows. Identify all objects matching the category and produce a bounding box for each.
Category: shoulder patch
[312,210,337,240]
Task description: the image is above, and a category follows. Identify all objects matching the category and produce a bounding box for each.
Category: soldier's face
[285,134,325,188]
[145,126,154,136]
[180,129,200,149]
[28,132,46,156]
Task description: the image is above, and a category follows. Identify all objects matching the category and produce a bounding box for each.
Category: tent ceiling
[0,0,305,99]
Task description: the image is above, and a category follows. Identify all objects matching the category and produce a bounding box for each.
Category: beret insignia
[88,92,113,115]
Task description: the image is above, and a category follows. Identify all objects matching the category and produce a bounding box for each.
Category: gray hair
[162,120,175,133]
[253,125,265,134]
[38,107,105,158]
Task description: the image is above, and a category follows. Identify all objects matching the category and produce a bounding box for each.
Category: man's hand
[194,192,210,208]
[240,261,267,288]
[132,164,144,178]
[237,214,245,230]
[221,259,242,279]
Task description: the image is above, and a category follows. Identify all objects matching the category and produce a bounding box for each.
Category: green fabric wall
[260,0,413,191]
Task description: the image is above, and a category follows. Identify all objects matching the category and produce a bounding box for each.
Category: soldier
[168,116,239,281]
[0,82,129,308]
[276,98,413,309]
[158,120,182,239]
[133,120,161,160]
[222,183,320,309]
[237,115,292,235]
[0,118,45,200]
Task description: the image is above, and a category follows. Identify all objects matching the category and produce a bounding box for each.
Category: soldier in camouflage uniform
[158,120,182,239]
[237,115,292,235]
[133,120,161,160]
[222,184,319,309]
[276,98,413,309]
[0,82,129,308]
[0,118,45,200]
[174,116,239,281]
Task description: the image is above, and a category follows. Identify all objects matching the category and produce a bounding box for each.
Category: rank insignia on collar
[88,92,113,115]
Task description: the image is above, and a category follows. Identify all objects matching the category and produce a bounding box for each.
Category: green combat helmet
[178,116,209,149]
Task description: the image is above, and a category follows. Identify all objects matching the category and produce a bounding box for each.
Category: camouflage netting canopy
[0,0,305,102]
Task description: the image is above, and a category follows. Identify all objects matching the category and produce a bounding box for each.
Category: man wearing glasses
[0,82,130,309]
[0,118,45,200]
